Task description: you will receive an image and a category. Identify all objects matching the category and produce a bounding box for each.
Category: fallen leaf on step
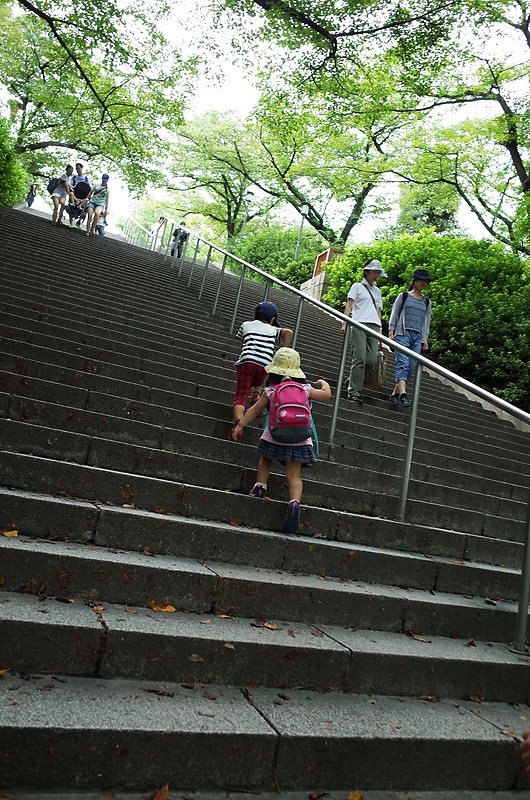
[390,721,401,729]
[469,695,484,702]
[124,608,137,614]
[203,690,217,700]
[264,622,279,630]
[153,508,169,515]
[143,549,157,557]
[224,643,235,650]
[501,730,517,738]
[0,668,11,676]
[309,792,324,800]
[310,629,324,637]
[92,605,105,613]
[181,682,195,689]
[218,614,234,619]
[416,695,438,702]
[1,530,17,537]
[346,792,364,800]
[189,654,204,663]
[150,784,169,800]
[520,716,528,721]
[273,699,283,706]
[122,503,135,509]
[466,640,476,647]
[229,518,241,526]
[200,619,211,624]
[149,602,176,612]
[405,631,431,643]
[55,596,75,604]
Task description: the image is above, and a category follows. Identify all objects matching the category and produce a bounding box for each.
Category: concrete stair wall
[1,205,530,797]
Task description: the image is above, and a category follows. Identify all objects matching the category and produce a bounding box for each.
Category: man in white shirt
[340,259,387,404]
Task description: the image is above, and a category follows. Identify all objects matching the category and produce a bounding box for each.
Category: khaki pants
[347,323,380,397]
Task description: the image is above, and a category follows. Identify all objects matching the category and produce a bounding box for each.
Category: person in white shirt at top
[50,164,74,226]
[340,258,387,405]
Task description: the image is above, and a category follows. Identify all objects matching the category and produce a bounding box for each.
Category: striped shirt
[235,320,282,367]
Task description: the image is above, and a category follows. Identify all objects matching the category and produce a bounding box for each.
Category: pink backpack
[268,379,312,444]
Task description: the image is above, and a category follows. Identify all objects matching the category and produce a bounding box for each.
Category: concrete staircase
[1,205,530,798]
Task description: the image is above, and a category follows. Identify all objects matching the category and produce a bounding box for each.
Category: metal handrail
[122,221,530,652]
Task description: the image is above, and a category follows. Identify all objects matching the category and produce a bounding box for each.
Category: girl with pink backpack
[230,348,331,534]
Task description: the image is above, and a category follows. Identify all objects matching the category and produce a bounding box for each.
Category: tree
[0,2,192,189]
[0,117,27,205]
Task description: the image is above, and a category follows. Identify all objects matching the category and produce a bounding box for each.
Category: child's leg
[250,456,272,498]
[233,364,254,422]
[284,461,303,501]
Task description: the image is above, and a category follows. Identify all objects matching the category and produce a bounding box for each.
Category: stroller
[66,181,91,227]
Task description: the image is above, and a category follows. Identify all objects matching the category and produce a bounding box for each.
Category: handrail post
[199,245,212,300]
[328,326,350,448]
[263,280,271,301]
[187,239,201,288]
[511,489,530,654]
[291,295,305,349]
[230,266,246,334]
[212,254,228,316]
[397,362,423,521]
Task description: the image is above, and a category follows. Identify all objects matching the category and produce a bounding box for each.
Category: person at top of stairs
[388,267,433,408]
[231,347,331,535]
[340,258,387,405]
[231,300,293,428]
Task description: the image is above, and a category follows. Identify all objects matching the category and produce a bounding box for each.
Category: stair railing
[122,223,530,653]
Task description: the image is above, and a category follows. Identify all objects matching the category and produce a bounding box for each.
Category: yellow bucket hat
[265,347,306,379]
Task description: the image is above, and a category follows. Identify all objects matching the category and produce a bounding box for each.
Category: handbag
[364,344,388,388]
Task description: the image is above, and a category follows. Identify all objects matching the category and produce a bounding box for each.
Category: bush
[324,230,530,411]
[0,119,28,206]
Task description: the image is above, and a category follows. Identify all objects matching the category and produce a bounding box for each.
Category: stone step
[1,413,526,529]
[3,590,530,702]
[0,534,520,641]
[4,792,530,800]
[0,440,526,542]
[0,671,527,792]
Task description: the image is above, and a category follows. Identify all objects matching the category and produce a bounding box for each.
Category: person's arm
[104,189,109,213]
[309,379,331,402]
[230,393,269,441]
[387,296,402,340]
[422,299,431,350]
[279,327,293,347]
[341,297,354,333]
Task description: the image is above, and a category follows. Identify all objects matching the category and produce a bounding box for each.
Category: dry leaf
[55,596,75,604]
[189,654,204,663]
[151,784,169,800]
[390,721,401,729]
[229,518,241,526]
[263,622,279,630]
[125,608,137,614]
[203,690,217,701]
[200,619,211,625]
[181,682,195,689]
[469,695,484,703]
[273,699,283,706]
[406,631,432,643]
[92,605,105,613]
[218,614,234,619]
[149,601,176,613]
[311,629,324,637]
[278,693,290,701]
[122,503,135,509]
[1,530,17,537]
[309,793,323,800]
[346,792,364,800]
[501,729,517,738]
[153,508,169,515]
[224,642,235,650]
[0,668,11,676]
[416,695,438,703]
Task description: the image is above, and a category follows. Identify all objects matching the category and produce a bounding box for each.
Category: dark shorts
[233,362,267,407]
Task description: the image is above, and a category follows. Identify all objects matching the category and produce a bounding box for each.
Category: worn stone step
[4,793,530,800]
[0,671,527,791]
[2,590,530,702]
[0,535,520,641]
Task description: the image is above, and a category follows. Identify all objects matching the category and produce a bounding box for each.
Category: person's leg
[92,206,102,234]
[57,197,65,224]
[348,326,368,400]
[250,456,272,497]
[364,324,379,368]
[85,206,94,235]
[52,196,60,224]
[282,461,303,533]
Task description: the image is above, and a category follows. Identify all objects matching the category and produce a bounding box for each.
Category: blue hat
[255,301,280,326]
[412,268,432,281]
[101,173,109,181]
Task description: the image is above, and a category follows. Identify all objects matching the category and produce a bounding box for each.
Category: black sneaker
[399,393,411,407]
[282,499,300,533]
[249,483,266,498]
[347,394,364,405]
[389,394,399,405]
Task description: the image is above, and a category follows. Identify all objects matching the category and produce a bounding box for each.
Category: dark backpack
[46,177,62,194]
[268,379,312,444]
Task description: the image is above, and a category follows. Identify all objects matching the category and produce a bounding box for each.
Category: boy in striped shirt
[232,301,293,429]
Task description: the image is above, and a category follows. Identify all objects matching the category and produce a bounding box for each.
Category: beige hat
[265,347,306,379]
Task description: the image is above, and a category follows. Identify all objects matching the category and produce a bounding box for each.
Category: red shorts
[233,362,267,407]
